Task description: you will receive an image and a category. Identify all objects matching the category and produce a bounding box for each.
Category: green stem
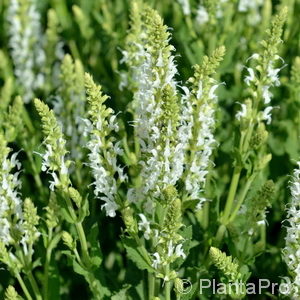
[221,167,241,224]
[43,249,51,300]
[75,222,91,266]
[215,224,227,246]
[229,173,256,223]
[16,273,32,300]
[43,229,54,300]
[27,271,42,300]
[148,273,155,300]
[165,265,171,300]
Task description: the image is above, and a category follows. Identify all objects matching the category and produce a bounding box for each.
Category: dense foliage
[0,0,300,299]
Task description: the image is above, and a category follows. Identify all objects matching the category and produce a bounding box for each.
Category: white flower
[236,103,247,121]
[283,162,300,298]
[138,214,151,240]
[246,53,260,62]
[175,244,186,259]
[244,67,255,85]
[196,197,208,211]
[261,106,273,125]
[49,172,60,191]
[177,0,191,16]
[238,0,263,12]
[152,252,161,269]
[262,85,273,104]
[267,65,281,86]
[196,5,209,25]
[85,109,126,218]
[101,199,118,218]
[185,79,220,203]
[7,0,45,103]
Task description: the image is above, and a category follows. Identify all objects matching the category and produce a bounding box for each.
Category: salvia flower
[0,135,40,263]
[184,46,225,208]
[34,98,70,190]
[7,0,45,103]
[283,162,300,298]
[0,135,22,245]
[84,73,126,217]
[177,0,191,16]
[54,54,86,162]
[122,4,186,206]
[236,9,287,126]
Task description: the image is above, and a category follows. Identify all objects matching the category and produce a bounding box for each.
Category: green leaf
[122,237,155,273]
[111,285,131,300]
[87,222,103,269]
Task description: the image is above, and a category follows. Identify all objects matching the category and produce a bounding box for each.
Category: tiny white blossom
[196,5,209,25]
[152,252,161,269]
[283,162,300,298]
[244,67,255,85]
[261,106,273,125]
[175,244,186,259]
[262,85,273,104]
[177,0,191,16]
[236,103,247,121]
[138,214,151,240]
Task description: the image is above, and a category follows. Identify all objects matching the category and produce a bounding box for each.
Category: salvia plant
[0,0,300,299]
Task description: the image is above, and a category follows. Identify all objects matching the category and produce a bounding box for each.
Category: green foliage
[0,0,300,299]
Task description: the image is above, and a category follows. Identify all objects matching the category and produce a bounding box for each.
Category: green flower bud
[3,96,23,142]
[174,278,184,294]
[123,207,138,235]
[45,193,59,229]
[68,187,82,208]
[4,286,20,300]
[62,231,76,251]
[23,198,40,245]
[162,185,178,205]
[163,198,182,241]
[250,123,268,150]
[209,247,241,282]
[247,180,274,224]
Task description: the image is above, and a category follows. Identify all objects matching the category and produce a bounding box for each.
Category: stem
[27,271,42,300]
[164,265,171,300]
[16,273,32,300]
[222,167,241,224]
[43,248,51,300]
[215,224,227,246]
[229,173,256,223]
[75,222,91,266]
[148,273,155,300]
[43,228,54,300]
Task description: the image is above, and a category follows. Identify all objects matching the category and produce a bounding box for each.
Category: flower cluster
[122,4,186,208]
[54,54,86,161]
[283,162,300,298]
[177,0,191,16]
[0,134,40,269]
[7,0,45,103]
[0,135,22,245]
[34,98,69,191]
[236,8,288,126]
[238,0,263,26]
[183,46,225,208]
[84,73,126,217]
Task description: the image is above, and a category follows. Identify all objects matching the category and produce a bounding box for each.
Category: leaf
[122,237,155,273]
[111,285,131,300]
[47,258,61,300]
[173,226,193,269]
[87,222,103,269]
[77,195,90,222]
[73,260,89,277]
